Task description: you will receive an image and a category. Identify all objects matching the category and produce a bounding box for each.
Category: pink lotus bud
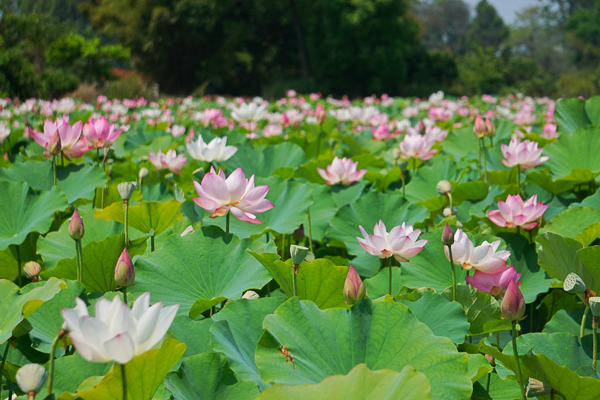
[466,265,521,297]
[68,210,85,240]
[485,118,495,137]
[48,130,62,155]
[473,114,488,138]
[441,223,454,246]
[501,280,525,321]
[344,265,365,305]
[115,248,135,287]
[315,104,326,122]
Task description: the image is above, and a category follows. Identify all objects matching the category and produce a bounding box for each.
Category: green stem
[512,321,526,400]
[120,363,127,400]
[581,306,589,338]
[478,138,482,180]
[0,341,10,400]
[124,201,129,245]
[52,155,57,186]
[97,148,101,164]
[61,151,64,167]
[447,245,456,302]
[15,244,22,287]
[517,165,521,196]
[75,240,83,283]
[412,158,417,176]
[307,207,313,253]
[101,185,105,209]
[47,329,67,397]
[481,138,487,183]
[593,317,597,371]
[496,331,501,347]
[316,123,323,157]
[486,373,491,399]
[385,257,394,296]
[401,175,405,199]
[530,302,534,333]
[150,235,155,252]
[226,212,230,234]
[292,264,298,297]
[122,286,127,304]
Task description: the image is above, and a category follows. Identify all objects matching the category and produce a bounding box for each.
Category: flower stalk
[47,328,67,397]
[307,207,313,253]
[120,363,127,400]
[593,316,598,371]
[512,321,526,400]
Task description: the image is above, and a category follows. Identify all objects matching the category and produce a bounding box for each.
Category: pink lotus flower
[82,117,123,149]
[344,265,366,305]
[356,220,427,262]
[465,265,521,297]
[488,194,548,230]
[444,229,510,273]
[542,123,557,139]
[315,104,327,122]
[501,138,548,170]
[501,280,525,321]
[192,167,274,224]
[32,117,88,158]
[148,149,187,174]
[398,133,437,161]
[317,157,367,186]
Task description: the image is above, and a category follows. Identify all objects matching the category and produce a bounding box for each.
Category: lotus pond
[0,92,600,399]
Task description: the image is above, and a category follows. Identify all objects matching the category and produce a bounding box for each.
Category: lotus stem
[581,306,589,338]
[481,138,487,183]
[512,321,526,400]
[75,240,83,283]
[478,138,482,179]
[97,148,101,164]
[385,257,393,296]
[122,286,127,304]
[150,235,155,252]
[47,328,67,397]
[306,207,313,253]
[496,331,500,347]
[0,340,10,400]
[593,316,598,371]
[517,165,521,196]
[124,200,129,245]
[292,263,298,297]
[52,155,57,186]
[530,303,534,333]
[401,174,405,199]
[447,245,456,301]
[226,212,230,234]
[120,363,127,400]
[61,151,65,167]
[15,244,22,287]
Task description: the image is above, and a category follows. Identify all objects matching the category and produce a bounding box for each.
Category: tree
[414,0,471,55]
[467,0,508,50]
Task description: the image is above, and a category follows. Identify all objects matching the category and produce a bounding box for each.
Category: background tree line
[2,0,600,98]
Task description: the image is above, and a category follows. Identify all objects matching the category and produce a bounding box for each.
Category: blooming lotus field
[1,92,600,399]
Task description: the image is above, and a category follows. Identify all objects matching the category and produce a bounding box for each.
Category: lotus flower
[356,220,427,262]
[231,102,267,122]
[31,117,88,158]
[317,157,367,186]
[0,121,9,141]
[148,149,187,174]
[82,117,123,149]
[344,265,365,305]
[61,292,178,364]
[186,135,237,162]
[444,229,510,273]
[398,133,437,161]
[501,138,548,170]
[488,194,548,230]
[192,167,274,224]
[501,280,525,321]
[465,265,521,297]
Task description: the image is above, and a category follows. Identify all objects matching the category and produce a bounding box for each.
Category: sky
[464,0,540,24]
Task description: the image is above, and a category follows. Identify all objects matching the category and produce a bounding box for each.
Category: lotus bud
[23,261,41,282]
[68,209,85,241]
[242,290,260,300]
[315,104,326,122]
[525,378,552,397]
[180,225,195,237]
[563,272,586,295]
[501,280,525,321]
[293,224,305,243]
[139,167,149,180]
[485,118,496,137]
[442,223,454,246]
[115,248,135,287]
[436,180,451,194]
[344,265,365,305]
[473,114,488,138]
[290,245,309,265]
[485,354,495,367]
[443,207,454,217]
[589,297,600,317]
[118,182,136,201]
[16,364,47,396]
[48,130,62,155]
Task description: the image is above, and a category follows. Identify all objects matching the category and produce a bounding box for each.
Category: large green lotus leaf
[63,339,186,400]
[166,352,259,400]
[305,183,338,241]
[497,233,553,303]
[95,199,182,235]
[203,177,314,238]
[472,370,522,400]
[210,297,286,389]
[525,169,585,194]
[38,208,145,268]
[543,309,593,336]
[168,316,213,357]
[481,333,600,400]
[0,277,67,343]
[399,291,470,343]
[249,252,349,309]
[467,353,493,383]
[327,190,429,255]
[132,226,274,318]
[544,127,600,179]
[0,161,106,203]
[537,232,600,293]
[442,127,480,160]
[584,96,600,126]
[442,286,512,335]
[555,98,591,133]
[539,206,600,246]
[257,364,433,400]
[0,182,68,250]
[404,158,459,206]
[42,234,146,293]
[223,142,307,177]
[330,181,367,207]
[255,298,472,399]
[364,267,403,298]
[28,280,85,353]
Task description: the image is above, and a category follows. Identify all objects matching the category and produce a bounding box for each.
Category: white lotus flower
[61,292,178,364]
[231,102,267,122]
[186,135,237,162]
[16,364,47,394]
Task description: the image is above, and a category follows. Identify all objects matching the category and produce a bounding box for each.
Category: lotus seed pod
[436,180,451,194]
[16,364,47,394]
[23,261,41,282]
[290,245,309,265]
[441,223,454,246]
[118,182,136,201]
[563,272,587,295]
[525,378,552,397]
[589,297,600,317]
[242,290,260,300]
[68,209,85,240]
